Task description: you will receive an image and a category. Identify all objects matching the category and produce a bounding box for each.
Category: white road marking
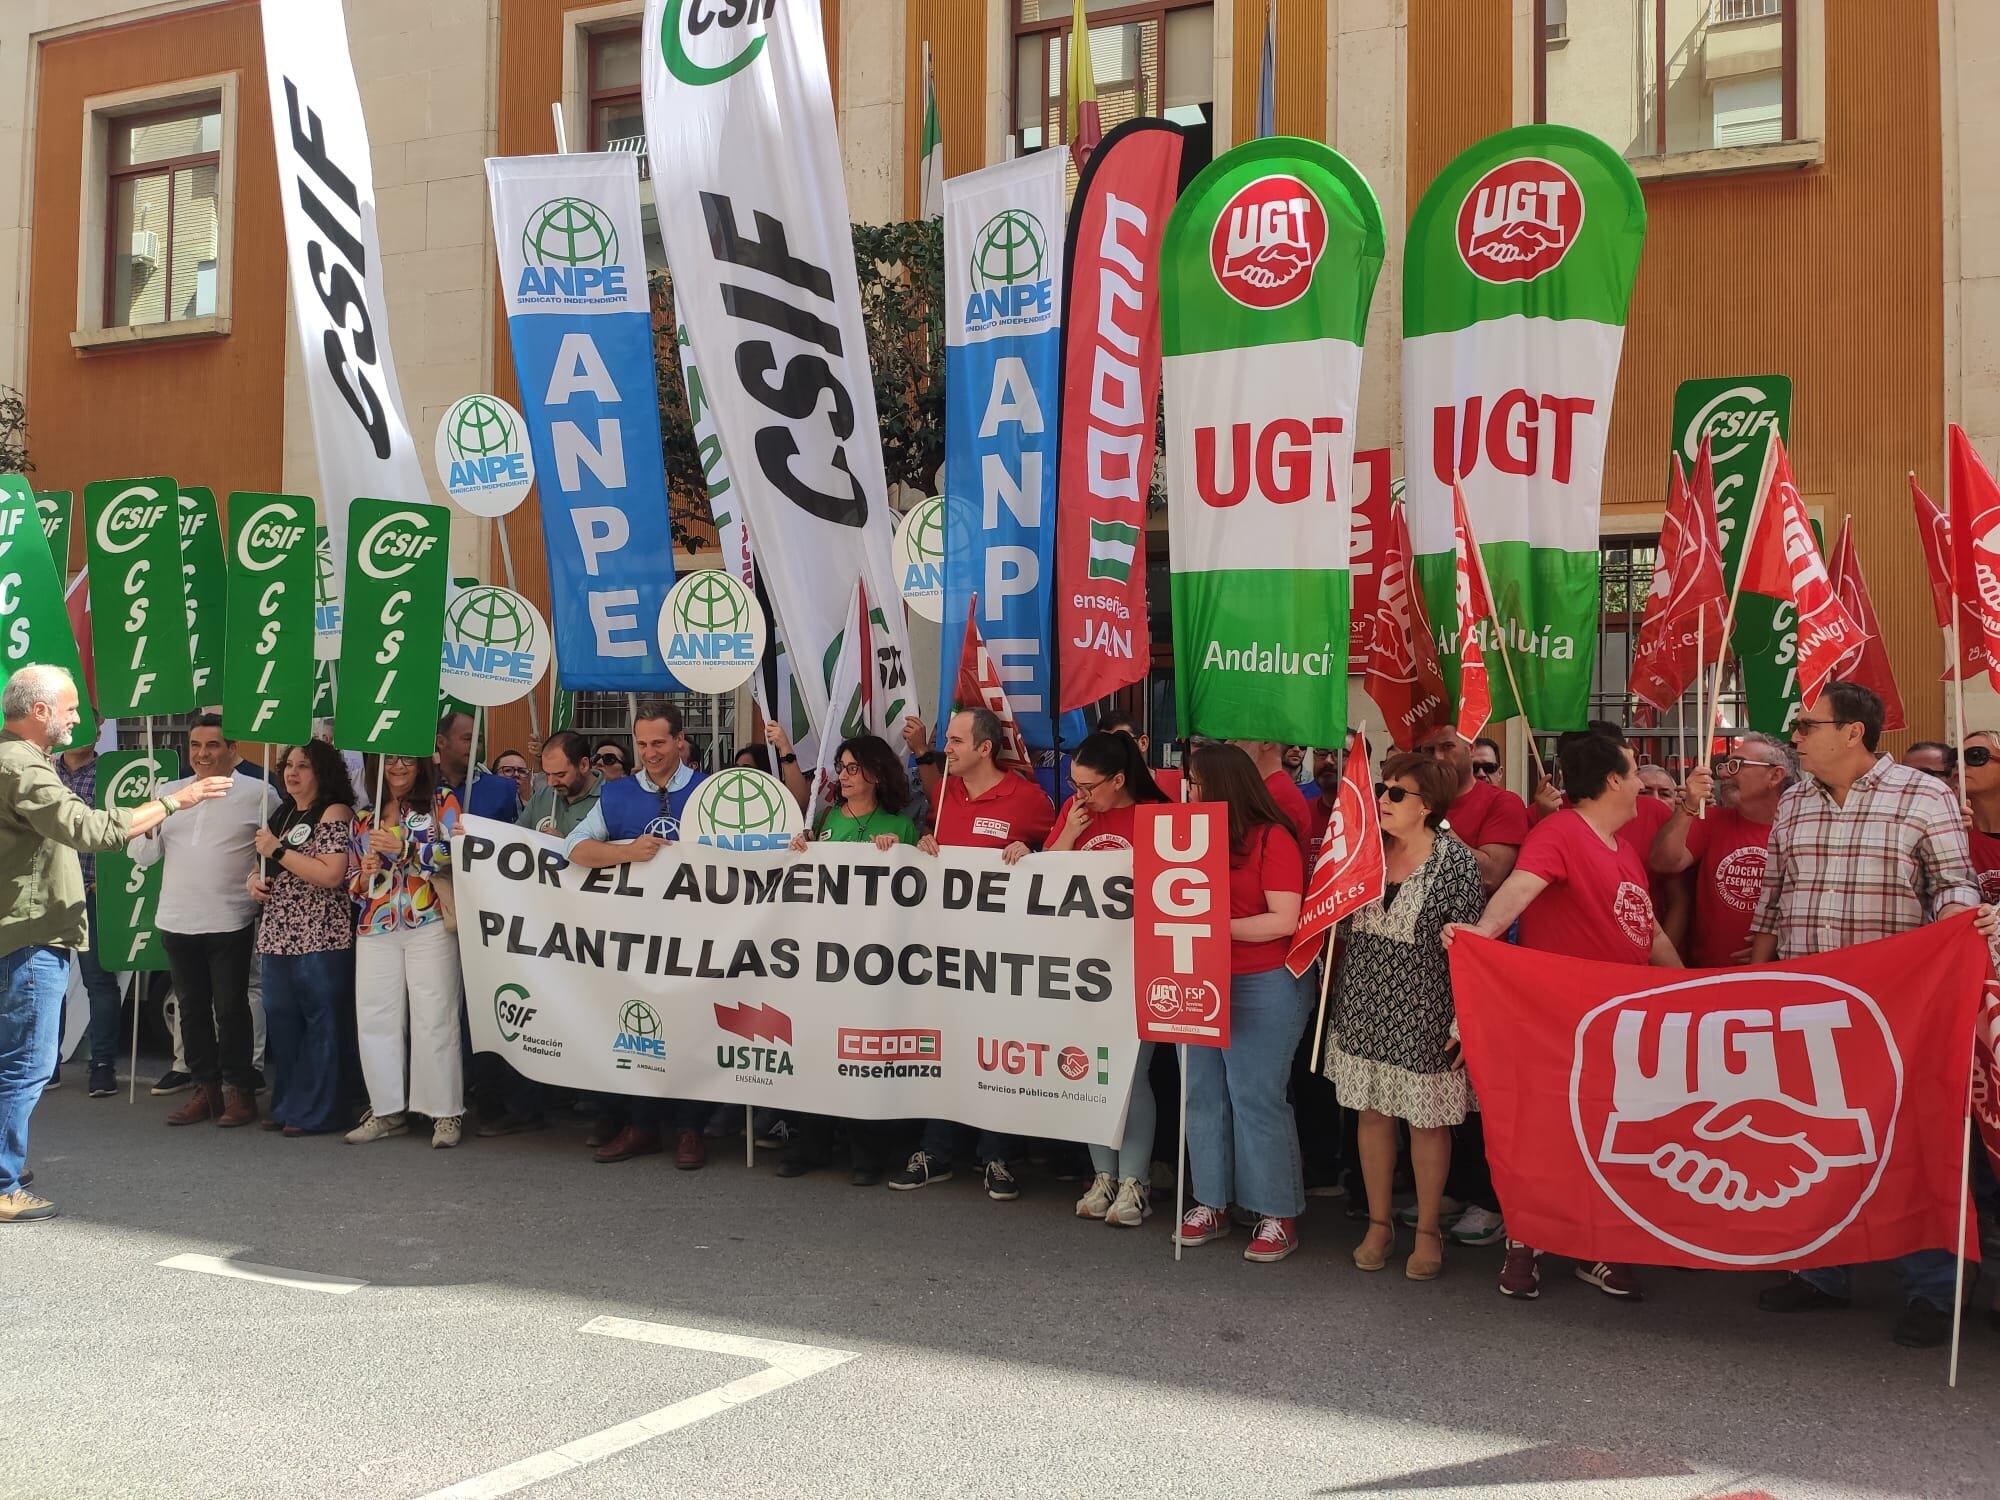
[413,1316,859,1500]
[156,1252,367,1295]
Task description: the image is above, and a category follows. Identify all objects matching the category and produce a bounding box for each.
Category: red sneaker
[1243,1216,1298,1263]
[1176,1204,1231,1247]
[1575,1261,1643,1299]
[1498,1240,1542,1299]
[675,1128,707,1170]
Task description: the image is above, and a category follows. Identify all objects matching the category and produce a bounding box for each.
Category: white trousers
[354,920,463,1119]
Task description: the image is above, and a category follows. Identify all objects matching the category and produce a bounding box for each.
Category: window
[106,103,221,329]
[1012,1,1214,184]
[1535,0,1799,163]
[587,25,647,178]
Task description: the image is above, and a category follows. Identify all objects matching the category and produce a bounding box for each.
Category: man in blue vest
[565,701,708,1168]
[437,709,520,823]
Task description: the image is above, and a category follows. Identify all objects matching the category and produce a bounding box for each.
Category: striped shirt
[1749,754,1979,957]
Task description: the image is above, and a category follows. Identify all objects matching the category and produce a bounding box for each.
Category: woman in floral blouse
[249,741,357,1136]
[346,754,465,1149]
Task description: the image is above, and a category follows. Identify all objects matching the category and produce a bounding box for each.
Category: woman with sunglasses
[248,742,357,1137]
[1962,733,2000,903]
[1324,752,1484,1280]
[1174,743,1311,1263]
[1009,733,1171,1226]
[779,735,919,1182]
[591,742,630,780]
[345,754,465,1149]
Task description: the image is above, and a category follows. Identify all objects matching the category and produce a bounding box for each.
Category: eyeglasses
[497,765,529,779]
[1069,774,1108,797]
[1713,756,1783,776]
[1373,783,1416,805]
[835,760,864,775]
[383,755,418,767]
[1792,717,1851,735]
[1966,746,1995,769]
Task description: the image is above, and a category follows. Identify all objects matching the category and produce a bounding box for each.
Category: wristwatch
[161,794,182,817]
[779,752,798,765]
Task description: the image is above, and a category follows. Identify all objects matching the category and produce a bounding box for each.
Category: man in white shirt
[132,716,271,1128]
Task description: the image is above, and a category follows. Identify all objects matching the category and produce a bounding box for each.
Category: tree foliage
[0,385,29,475]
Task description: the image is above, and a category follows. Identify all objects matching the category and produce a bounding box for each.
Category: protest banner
[435,394,535,519]
[441,584,551,708]
[1449,916,1985,1270]
[177,486,227,703]
[35,489,71,570]
[1162,137,1384,745]
[261,0,428,606]
[332,497,449,755]
[1360,499,1448,752]
[1733,434,1863,712]
[487,153,685,692]
[1057,118,1185,713]
[95,748,176,972]
[0,478,96,743]
[223,493,317,744]
[1406,126,1647,730]
[454,818,1139,1146]
[641,0,914,746]
[895,497,945,624]
[84,478,193,719]
[1132,804,1232,1048]
[1344,449,1394,672]
[1672,377,1796,732]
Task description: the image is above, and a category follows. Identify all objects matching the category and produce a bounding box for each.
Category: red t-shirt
[1228,822,1307,974]
[1446,778,1531,851]
[1050,796,1141,852]
[1680,807,1772,967]
[1264,770,1312,863]
[1515,809,1656,965]
[1970,826,2000,905]
[935,773,1057,850]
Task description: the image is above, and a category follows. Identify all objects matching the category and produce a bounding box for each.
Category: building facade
[2,0,1994,760]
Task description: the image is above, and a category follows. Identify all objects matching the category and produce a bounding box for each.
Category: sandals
[1406,1226,1446,1282]
[1353,1217,1394,1272]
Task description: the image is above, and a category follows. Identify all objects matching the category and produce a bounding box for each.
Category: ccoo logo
[1210,175,1327,311]
[660,0,773,87]
[1571,971,1900,1265]
[1457,157,1583,284]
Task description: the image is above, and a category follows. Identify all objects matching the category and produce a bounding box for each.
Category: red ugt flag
[1287,730,1384,977]
[1450,481,1494,742]
[1362,502,1450,751]
[1912,469,2000,682]
[1947,424,2000,693]
[1734,435,1864,709]
[1975,981,2000,1183]
[1825,516,1904,732]
[953,596,1034,777]
[1630,449,1728,715]
[1449,915,1986,1270]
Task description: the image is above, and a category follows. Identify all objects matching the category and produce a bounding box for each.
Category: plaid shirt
[1750,754,1979,957]
[53,753,99,890]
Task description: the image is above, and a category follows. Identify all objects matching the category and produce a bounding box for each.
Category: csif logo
[357,510,440,581]
[104,756,169,808]
[494,982,537,1043]
[235,502,309,572]
[661,0,774,87]
[964,209,1052,330]
[93,485,169,556]
[1682,384,1782,468]
[516,197,626,302]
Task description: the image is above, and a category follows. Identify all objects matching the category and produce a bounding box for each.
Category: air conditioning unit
[129,229,159,271]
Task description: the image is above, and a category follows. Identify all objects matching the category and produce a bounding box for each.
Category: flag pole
[1452,476,1544,787]
[1174,1042,1188,1263]
[1307,933,1337,1071]
[1944,461,1971,815]
[131,717,154,1104]
[1694,614,1708,821]
[1949,1037,1974,1388]
[1705,428,1778,754]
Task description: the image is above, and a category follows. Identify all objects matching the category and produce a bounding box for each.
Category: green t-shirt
[814,804,919,846]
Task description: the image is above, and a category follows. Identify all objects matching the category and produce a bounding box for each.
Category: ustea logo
[660,0,773,87]
[1571,971,1899,1264]
[963,209,1053,332]
[1209,175,1327,311]
[1456,157,1583,284]
[714,1002,794,1076]
[515,197,626,304]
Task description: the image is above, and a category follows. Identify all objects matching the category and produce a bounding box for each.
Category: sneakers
[87,1065,116,1098]
[0,1189,58,1224]
[150,1070,193,1096]
[887,1151,952,1189]
[1076,1171,1116,1219]
[1176,1203,1232,1247]
[1398,1195,1464,1230]
[754,1117,794,1150]
[1498,1240,1542,1298]
[674,1128,707,1170]
[1757,1274,1851,1313]
[432,1115,463,1149]
[345,1110,409,1144]
[166,1083,222,1127]
[1447,1205,1506,1246]
[1106,1177,1152,1227]
[1244,1216,1299,1263]
[983,1161,1020,1201]
[1574,1261,1643,1299]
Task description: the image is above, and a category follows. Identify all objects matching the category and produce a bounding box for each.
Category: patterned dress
[256,812,356,956]
[349,790,462,935]
[1323,831,1484,1128]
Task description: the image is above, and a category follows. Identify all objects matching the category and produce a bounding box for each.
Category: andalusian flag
[919,42,944,221]
[1067,1,1101,171]
[1087,518,1141,583]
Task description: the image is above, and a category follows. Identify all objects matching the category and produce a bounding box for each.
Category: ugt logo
[1571,971,1899,1265]
[1209,174,1327,311]
[1456,157,1583,284]
[661,0,774,87]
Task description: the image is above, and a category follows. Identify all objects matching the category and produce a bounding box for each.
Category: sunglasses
[1373,783,1417,804]
[594,753,626,767]
[1966,746,1994,769]
[1472,763,1499,779]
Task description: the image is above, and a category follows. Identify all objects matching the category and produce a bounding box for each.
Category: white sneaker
[1076,1171,1116,1219]
[1105,1176,1152,1226]
[431,1115,462,1150]
[1397,1195,1465,1229]
[344,1111,408,1144]
[1447,1205,1505,1246]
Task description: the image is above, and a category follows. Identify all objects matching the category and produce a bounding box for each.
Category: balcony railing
[604,133,650,181]
[1712,0,1780,22]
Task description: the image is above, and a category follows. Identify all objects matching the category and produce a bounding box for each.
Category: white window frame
[72,71,239,350]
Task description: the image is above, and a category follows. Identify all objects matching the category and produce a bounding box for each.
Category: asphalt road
[6,1064,1999,1500]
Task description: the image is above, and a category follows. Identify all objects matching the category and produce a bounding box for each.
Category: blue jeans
[918,1119,1018,1168]
[1802,1252,1959,1312]
[79,916,123,1070]
[1,946,68,1194]
[263,949,354,1133]
[1187,965,1311,1219]
[1090,1041,1158,1181]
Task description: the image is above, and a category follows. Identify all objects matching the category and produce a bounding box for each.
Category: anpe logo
[963,210,1053,329]
[437,394,534,516]
[1572,972,1899,1264]
[446,396,518,461]
[612,999,667,1069]
[893,496,945,622]
[1456,157,1584,284]
[357,511,440,581]
[494,982,537,1043]
[235,502,307,572]
[659,570,765,693]
[1210,175,1327,310]
[684,767,801,851]
[516,198,626,302]
[661,0,773,87]
[93,485,169,556]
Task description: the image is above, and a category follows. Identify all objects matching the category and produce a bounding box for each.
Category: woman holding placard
[249,742,357,1137]
[345,754,466,1149]
[1173,744,1310,1263]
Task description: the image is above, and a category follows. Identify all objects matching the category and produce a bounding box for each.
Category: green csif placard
[84,476,194,718]
[334,497,450,756]
[224,493,318,744]
[178,485,228,704]
[35,489,72,571]
[0,476,96,745]
[94,747,175,971]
